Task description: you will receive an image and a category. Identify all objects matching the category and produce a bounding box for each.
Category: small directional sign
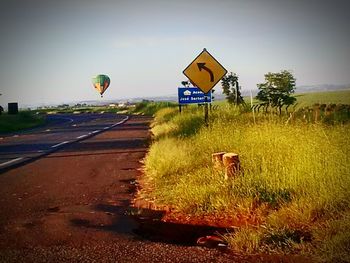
[183,49,227,94]
[178,87,211,104]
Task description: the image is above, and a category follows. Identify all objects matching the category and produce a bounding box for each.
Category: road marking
[0,157,24,167]
[51,141,70,148]
[117,116,129,125]
[111,116,129,127]
[91,130,100,134]
[77,134,88,139]
[57,117,74,124]
[13,135,19,137]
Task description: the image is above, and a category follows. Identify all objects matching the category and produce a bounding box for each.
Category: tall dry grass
[142,104,350,261]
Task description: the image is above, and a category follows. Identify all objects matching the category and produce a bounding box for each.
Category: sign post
[182,48,227,125]
[204,96,209,124]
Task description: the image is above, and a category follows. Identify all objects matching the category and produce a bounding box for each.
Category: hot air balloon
[92,74,110,97]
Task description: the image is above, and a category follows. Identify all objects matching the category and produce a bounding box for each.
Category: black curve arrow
[197,62,214,82]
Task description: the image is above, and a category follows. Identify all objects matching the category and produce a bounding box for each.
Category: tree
[181,80,191,87]
[256,70,296,114]
[221,72,245,105]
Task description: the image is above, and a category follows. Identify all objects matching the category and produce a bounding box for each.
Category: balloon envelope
[92,74,110,97]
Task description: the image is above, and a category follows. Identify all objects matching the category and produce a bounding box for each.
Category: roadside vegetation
[139,89,350,262]
[0,111,45,133]
[132,101,177,116]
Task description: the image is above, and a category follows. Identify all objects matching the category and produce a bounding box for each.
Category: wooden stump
[222,153,240,179]
[211,152,226,169]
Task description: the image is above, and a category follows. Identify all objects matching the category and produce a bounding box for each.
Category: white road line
[58,117,74,124]
[117,116,129,125]
[104,127,109,130]
[77,134,88,139]
[0,157,24,167]
[91,130,100,134]
[111,116,128,127]
[51,141,70,148]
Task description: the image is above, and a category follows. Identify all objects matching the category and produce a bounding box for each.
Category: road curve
[0,113,128,173]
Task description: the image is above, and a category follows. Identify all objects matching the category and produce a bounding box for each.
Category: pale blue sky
[0,0,349,106]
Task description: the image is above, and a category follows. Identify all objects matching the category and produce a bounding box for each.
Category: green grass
[0,111,45,133]
[294,89,350,108]
[141,98,350,261]
[132,101,177,116]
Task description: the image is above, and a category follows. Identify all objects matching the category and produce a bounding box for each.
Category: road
[0,113,128,172]
[0,114,243,262]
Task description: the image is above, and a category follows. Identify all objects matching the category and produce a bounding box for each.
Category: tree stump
[211,152,226,170]
[222,153,240,179]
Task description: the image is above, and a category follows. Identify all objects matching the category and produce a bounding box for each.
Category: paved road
[0,115,245,263]
[0,113,127,172]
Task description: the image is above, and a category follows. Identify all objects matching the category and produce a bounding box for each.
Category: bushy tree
[221,72,245,105]
[256,70,296,114]
[181,80,191,87]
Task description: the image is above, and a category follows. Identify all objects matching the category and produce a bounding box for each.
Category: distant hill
[295,84,350,94]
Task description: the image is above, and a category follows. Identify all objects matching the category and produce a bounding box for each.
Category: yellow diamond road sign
[183,48,227,94]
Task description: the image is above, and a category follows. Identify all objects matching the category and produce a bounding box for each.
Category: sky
[0,0,349,107]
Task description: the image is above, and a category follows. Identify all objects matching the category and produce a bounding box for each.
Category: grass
[141,99,350,261]
[0,111,45,133]
[294,89,350,108]
[132,101,177,116]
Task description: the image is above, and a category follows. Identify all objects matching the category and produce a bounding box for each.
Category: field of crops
[140,90,350,262]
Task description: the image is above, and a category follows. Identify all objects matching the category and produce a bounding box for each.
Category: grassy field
[140,91,350,262]
[295,89,350,108]
[33,101,177,115]
[0,111,45,133]
[240,89,350,109]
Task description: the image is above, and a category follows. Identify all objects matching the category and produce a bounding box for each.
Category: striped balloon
[92,74,110,97]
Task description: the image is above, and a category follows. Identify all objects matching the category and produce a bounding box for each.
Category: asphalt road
[0,115,246,263]
[0,113,128,172]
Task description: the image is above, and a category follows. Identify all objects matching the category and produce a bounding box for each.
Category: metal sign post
[204,96,209,126]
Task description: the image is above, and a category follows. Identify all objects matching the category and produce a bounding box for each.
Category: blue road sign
[178,87,211,104]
